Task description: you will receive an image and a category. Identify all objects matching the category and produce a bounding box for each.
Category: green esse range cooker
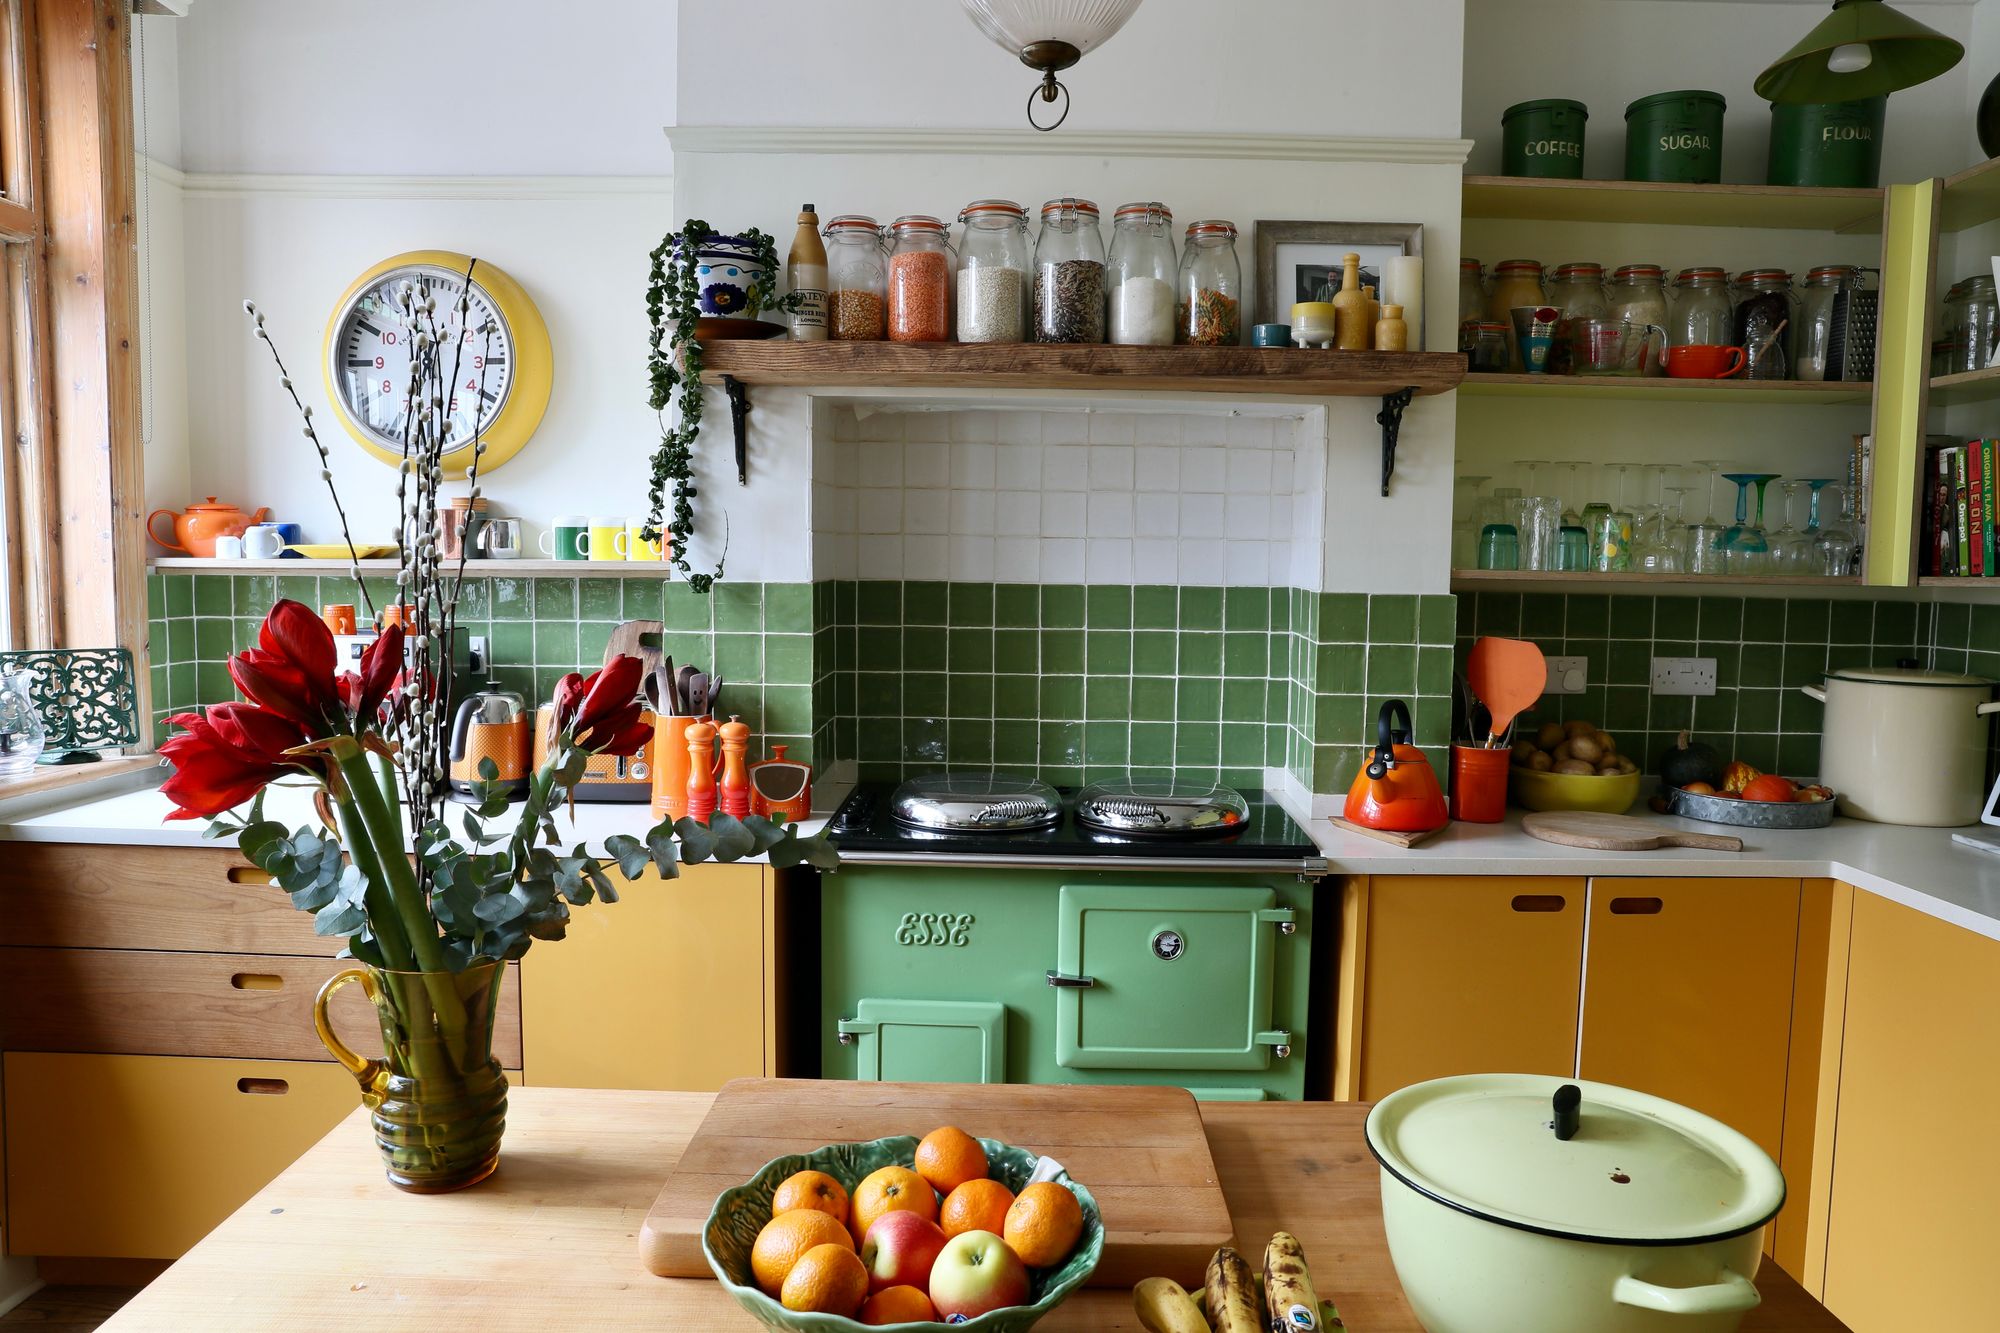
[819,775,1326,1101]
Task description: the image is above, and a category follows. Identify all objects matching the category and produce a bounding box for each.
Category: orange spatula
[1465,636,1546,749]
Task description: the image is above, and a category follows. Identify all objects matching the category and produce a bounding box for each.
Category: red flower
[337,622,404,727]
[229,599,342,733]
[552,655,652,756]
[158,703,312,820]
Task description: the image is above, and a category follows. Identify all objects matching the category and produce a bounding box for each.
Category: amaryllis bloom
[552,655,652,756]
[336,622,404,726]
[158,703,312,820]
[229,599,343,733]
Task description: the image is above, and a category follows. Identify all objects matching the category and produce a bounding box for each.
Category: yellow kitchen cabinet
[519,862,773,1090]
[4,1052,359,1259]
[1334,876,1586,1101]
[1578,878,1801,1164]
[1821,891,2000,1332]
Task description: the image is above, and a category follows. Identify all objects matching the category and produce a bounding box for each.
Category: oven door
[1053,883,1293,1071]
[838,998,1008,1084]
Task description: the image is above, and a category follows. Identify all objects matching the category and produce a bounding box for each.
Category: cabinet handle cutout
[231,973,283,991]
[237,1078,288,1095]
[225,866,272,885]
[1510,895,1566,913]
[1610,897,1664,915]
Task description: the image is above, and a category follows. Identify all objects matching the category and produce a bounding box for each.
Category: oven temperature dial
[1151,929,1185,962]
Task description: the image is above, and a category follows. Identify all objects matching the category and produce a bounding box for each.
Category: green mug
[538,516,590,561]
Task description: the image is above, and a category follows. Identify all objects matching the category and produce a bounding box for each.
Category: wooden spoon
[1466,636,1546,749]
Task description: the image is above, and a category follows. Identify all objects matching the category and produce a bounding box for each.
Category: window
[0,0,50,655]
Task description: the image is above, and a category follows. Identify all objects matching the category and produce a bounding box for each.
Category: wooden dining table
[100,1087,1850,1330]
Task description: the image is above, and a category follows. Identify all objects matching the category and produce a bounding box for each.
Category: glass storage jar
[1733,269,1798,379]
[1459,259,1486,332]
[1544,262,1608,374]
[1670,266,1735,347]
[956,199,1031,344]
[1606,264,1669,328]
[886,215,954,343]
[1177,219,1242,346]
[1033,197,1106,344]
[1106,201,1177,346]
[823,214,886,341]
[1484,259,1546,372]
[1461,320,1510,373]
[1797,264,1862,382]
[1950,273,1999,374]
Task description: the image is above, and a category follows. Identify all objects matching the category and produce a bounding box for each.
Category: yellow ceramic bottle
[1333,253,1371,350]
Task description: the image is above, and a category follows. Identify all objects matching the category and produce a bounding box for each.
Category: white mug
[213,534,246,560]
[243,523,287,560]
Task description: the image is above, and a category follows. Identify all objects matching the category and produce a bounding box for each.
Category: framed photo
[1254,220,1424,328]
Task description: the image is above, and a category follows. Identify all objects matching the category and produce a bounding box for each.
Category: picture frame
[1253,220,1425,328]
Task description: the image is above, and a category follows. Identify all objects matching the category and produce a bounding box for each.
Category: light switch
[1544,655,1588,695]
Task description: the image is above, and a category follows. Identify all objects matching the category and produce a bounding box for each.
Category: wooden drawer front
[0,948,523,1067]
[3,1051,362,1258]
[0,844,330,954]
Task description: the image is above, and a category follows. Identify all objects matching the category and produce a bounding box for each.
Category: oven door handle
[1045,970,1096,989]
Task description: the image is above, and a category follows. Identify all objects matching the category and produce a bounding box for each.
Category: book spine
[1984,440,1997,576]
[1970,443,1986,577]
[1956,447,1972,577]
[1927,447,1947,576]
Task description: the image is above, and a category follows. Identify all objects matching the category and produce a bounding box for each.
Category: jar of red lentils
[823,214,886,341]
[886,215,955,343]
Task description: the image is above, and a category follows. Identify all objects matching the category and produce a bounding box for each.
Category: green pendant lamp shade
[1755,0,1963,104]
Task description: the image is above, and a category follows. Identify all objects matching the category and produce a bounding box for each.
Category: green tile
[1693,688,1737,734]
[1737,597,1785,644]
[1697,596,1744,642]
[1085,585,1131,629]
[661,631,711,667]
[1418,594,1457,646]
[903,626,947,670]
[1649,693,1693,734]
[948,674,993,718]
[1042,629,1084,674]
[905,717,947,763]
[1134,585,1178,630]
[857,673,901,717]
[1933,600,1971,649]
[1737,687,1781,732]
[1130,721,1174,766]
[533,579,577,619]
[166,661,194,709]
[1566,594,1609,639]
[1313,744,1360,795]
[618,579,664,622]
[905,672,949,716]
[904,581,948,625]
[534,621,578,665]
[193,576,232,617]
[1874,599,1917,647]
[490,576,531,620]
[1223,587,1268,631]
[1042,584,1084,628]
[572,577,617,622]
[1039,676,1083,720]
[1321,593,1366,641]
[1655,596,1699,640]
[1831,599,1877,646]
[1609,595,1654,640]
[858,580,901,625]
[1086,629,1131,674]
[193,617,234,660]
[1472,593,1521,638]
[1039,720,1083,765]
[995,629,1038,674]
[1410,697,1450,748]
[994,674,1037,718]
[949,627,994,673]
[489,621,533,667]
[1368,594,1418,643]
[1313,693,1366,745]
[765,635,812,685]
[950,583,995,627]
[1179,587,1222,630]
[1367,644,1417,694]
[273,574,316,608]
[1417,646,1454,696]
[1604,684,1650,733]
[994,719,1039,765]
[1738,642,1783,689]
[1132,677,1175,721]
[1516,593,1564,643]
[1734,732,1780,772]
[1081,715,1128,764]
[1132,631,1176,676]
[578,621,613,665]
[1777,733,1820,780]
[146,574,166,618]
[1175,722,1220,767]
[858,629,900,673]
[166,619,195,663]
[1222,677,1265,723]
[948,719,994,765]
[1268,587,1291,632]
[765,687,812,740]
[713,632,763,681]
[455,578,492,620]
[1177,676,1222,721]
[712,582,761,632]
[1315,643,1365,694]
[1178,632,1221,676]
[767,582,813,633]
[1607,638,1651,686]
[1782,643,1827,689]
[1085,677,1131,720]
[1221,721,1263,768]
[1223,632,1267,678]
[161,574,194,617]
[1785,599,1830,644]
[995,583,1038,628]
[195,661,233,705]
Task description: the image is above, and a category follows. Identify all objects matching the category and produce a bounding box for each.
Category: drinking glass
[1692,458,1730,523]
[1606,463,1639,548]
[1719,472,1779,574]
[1556,525,1592,571]
[1812,483,1855,576]
[1478,523,1520,571]
[1769,480,1810,572]
[1554,462,1587,527]
[1519,496,1561,571]
[1631,469,1683,574]
[1684,519,1729,574]
[1589,507,1629,572]
[1484,486,1525,536]
[1453,473,1492,570]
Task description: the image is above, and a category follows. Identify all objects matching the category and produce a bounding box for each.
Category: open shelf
[697,341,1467,398]
[150,558,679,576]
[1459,373,1872,405]
[1940,156,2000,233]
[1453,570,1862,592]
[1917,576,2000,589]
[1461,175,1885,233]
[1929,366,2000,405]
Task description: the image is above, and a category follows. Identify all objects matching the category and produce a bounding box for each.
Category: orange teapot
[1344,700,1450,834]
[146,497,270,557]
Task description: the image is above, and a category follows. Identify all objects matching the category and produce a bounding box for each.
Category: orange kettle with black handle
[1344,699,1449,833]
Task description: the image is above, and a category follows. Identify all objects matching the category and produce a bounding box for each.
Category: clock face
[327,264,516,461]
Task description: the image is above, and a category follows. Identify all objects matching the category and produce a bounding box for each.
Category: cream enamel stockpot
[1365,1074,1784,1333]
[1802,666,2000,826]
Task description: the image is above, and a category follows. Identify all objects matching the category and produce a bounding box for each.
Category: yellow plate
[284,543,397,560]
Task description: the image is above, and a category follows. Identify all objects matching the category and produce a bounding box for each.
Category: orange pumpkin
[1720,761,1762,795]
[1740,774,1799,804]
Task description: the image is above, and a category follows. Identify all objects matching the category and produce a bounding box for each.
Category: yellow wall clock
[321,250,552,477]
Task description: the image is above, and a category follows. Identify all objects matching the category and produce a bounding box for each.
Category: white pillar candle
[1382,256,1426,350]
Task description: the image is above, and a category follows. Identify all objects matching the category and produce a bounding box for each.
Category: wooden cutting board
[1523,811,1744,852]
[637,1078,1232,1288]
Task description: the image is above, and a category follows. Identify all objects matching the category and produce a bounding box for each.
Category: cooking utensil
[891,771,1063,832]
[1466,637,1546,748]
[1521,812,1743,852]
[1367,1073,1782,1333]
[1668,785,1837,829]
[677,665,700,716]
[447,685,531,801]
[1344,701,1450,835]
[1074,780,1247,836]
[1803,665,2000,826]
[145,497,272,557]
[603,620,664,682]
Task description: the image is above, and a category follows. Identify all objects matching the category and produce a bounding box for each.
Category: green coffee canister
[1624,89,1727,183]
[1502,99,1588,179]
[1767,96,1886,187]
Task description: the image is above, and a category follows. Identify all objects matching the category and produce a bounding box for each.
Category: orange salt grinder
[684,718,718,824]
[718,715,751,820]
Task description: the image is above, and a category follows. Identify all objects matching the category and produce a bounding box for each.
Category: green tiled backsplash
[146,572,817,765]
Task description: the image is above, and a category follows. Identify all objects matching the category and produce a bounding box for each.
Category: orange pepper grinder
[717,715,751,819]
[684,718,718,824]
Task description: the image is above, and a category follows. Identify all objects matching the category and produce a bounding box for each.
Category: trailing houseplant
[160,266,835,1193]
[644,220,792,593]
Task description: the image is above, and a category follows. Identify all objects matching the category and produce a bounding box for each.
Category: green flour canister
[1501,99,1588,178]
[1767,96,1886,187]
[1624,89,1726,183]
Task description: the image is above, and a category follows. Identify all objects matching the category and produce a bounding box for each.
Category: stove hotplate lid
[1074,779,1249,836]
[890,771,1064,832]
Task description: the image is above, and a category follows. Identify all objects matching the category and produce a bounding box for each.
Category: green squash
[1657,730,1724,790]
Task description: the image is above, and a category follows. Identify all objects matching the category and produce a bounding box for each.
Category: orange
[914,1125,989,1195]
[940,1177,1015,1239]
[850,1164,937,1245]
[780,1242,869,1317]
[1004,1181,1084,1268]
[859,1285,938,1325]
[751,1208,854,1297]
[772,1170,850,1227]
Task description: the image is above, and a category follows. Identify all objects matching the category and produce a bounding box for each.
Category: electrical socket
[1544,655,1588,695]
[1651,656,1717,697]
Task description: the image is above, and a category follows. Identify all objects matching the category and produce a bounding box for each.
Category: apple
[929,1229,1029,1320]
[860,1209,948,1295]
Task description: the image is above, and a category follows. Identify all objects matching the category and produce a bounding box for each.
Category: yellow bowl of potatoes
[1508,721,1643,814]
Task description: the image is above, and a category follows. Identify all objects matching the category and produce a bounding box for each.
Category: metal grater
[1828,287,1879,382]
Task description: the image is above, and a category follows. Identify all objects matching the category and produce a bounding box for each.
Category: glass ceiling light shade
[960,0,1145,130]
[1755,0,1963,104]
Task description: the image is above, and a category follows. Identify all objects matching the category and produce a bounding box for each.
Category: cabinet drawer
[0,844,329,954]
[3,1051,362,1258]
[0,947,523,1067]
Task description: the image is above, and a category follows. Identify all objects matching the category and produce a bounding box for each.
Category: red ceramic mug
[1665,344,1746,379]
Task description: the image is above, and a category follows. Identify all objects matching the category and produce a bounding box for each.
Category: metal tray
[1667,784,1838,830]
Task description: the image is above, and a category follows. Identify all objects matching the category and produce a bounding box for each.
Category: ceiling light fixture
[1755,0,1962,104]
[959,0,1145,131]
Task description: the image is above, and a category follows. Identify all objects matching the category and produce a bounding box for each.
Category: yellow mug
[623,516,665,562]
[587,517,624,562]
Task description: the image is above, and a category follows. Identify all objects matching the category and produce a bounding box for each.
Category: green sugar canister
[1624,89,1726,183]
[1767,96,1886,187]
[1502,99,1588,179]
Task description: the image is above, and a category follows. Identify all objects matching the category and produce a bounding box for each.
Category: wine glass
[1631,466,1683,574]
[1720,472,1780,574]
[1554,461,1587,527]
[1769,480,1809,571]
[1691,458,1730,523]
[1812,483,1855,576]
[1454,474,1492,569]
[1606,464,1640,548]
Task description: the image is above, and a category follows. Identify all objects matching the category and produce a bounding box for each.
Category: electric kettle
[1344,699,1450,833]
[448,685,530,801]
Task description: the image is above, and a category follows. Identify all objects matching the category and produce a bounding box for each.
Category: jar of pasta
[1177,220,1242,346]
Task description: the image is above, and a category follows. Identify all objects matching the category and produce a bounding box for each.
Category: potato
[1551,740,1574,763]
[1614,754,1640,775]
[1527,749,1554,772]
[1511,739,1540,765]
[1554,759,1596,775]
[1596,732,1617,756]
[1535,722,1566,751]
[1598,765,1622,776]
[1568,734,1604,764]
[1564,719,1597,739]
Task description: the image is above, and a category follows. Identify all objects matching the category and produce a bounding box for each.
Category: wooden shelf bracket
[1377,387,1417,496]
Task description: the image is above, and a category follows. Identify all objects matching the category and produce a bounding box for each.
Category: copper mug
[321,604,358,635]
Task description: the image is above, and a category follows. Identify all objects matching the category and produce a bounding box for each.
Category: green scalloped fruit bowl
[703,1134,1103,1331]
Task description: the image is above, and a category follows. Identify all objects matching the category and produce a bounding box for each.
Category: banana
[1262,1231,1322,1331]
[1133,1276,1210,1333]
[1205,1246,1263,1333]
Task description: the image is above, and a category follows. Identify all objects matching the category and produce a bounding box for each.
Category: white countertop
[8,768,2000,943]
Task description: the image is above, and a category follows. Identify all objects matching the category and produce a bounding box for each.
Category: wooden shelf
[150,558,678,577]
[696,341,1467,398]
[1929,366,2000,405]
[1453,570,1862,591]
[1940,155,2000,233]
[1917,576,2000,589]
[1461,175,1885,234]
[1459,373,1873,405]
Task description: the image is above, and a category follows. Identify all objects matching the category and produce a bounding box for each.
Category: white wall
[1464,0,1981,183]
